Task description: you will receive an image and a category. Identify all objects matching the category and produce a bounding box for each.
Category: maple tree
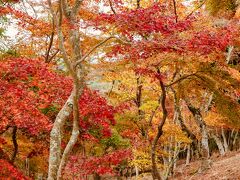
[2,0,240,179]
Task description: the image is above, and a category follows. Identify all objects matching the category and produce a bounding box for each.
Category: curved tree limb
[151,68,168,180]
[74,36,131,67]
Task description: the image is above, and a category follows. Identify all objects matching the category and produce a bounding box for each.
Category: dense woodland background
[1,0,240,179]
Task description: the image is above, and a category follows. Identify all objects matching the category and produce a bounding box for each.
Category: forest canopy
[1,0,240,179]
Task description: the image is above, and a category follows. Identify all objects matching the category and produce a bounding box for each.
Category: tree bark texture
[151,69,168,180]
[10,126,18,163]
[185,100,210,158]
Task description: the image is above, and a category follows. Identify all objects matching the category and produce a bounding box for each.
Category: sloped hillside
[172,151,240,180]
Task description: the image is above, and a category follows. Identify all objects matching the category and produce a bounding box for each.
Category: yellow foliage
[139,100,159,112]
[130,149,163,171]
[162,123,192,144]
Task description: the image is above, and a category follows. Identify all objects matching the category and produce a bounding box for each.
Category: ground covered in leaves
[118,151,240,180]
[172,151,240,180]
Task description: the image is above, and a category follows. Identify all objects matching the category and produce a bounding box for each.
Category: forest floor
[172,150,240,180]
[124,150,240,180]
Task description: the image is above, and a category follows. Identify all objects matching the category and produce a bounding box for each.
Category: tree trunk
[135,166,139,177]
[232,131,238,149]
[48,92,74,180]
[201,123,210,158]
[57,82,81,179]
[10,126,18,163]
[222,127,229,152]
[26,158,29,176]
[151,144,162,180]
[151,69,167,180]
[171,88,199,156]
[186,145,191,165]
[164,142,180,180]
[94,173,101,180]
[212,134,225,155]
[185,100,209,158]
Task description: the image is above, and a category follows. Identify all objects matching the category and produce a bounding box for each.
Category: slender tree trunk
[135,166,139,177]
[151,144,162,180]
[233,131,238,149]
[26,158,29,176]
[151,69,167,180]
[222,127,229,153]
[212,134,225,155]
[171,88,199,156]
[47,0,84,179]
[185,100,210,158]
[48,92,74,179]
[57,82,81,179]
[226,46,234,64]
[186,145,191,165]
[164,143,180,180]
[201,122,210,158]
[10,126,18,163]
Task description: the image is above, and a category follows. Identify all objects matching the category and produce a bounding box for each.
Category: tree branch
[109,0,116,14]
[74,36,131,67]
[45,32,55,63]
[186,0,206,19]
[0,125,11,135]
[166,72,200,87]
[55,0,75,75]
[172,0,178,23]
[46,49,59,63]
[137,0,141,9]
[151,68,168,180]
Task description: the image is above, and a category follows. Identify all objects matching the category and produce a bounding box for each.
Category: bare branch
[108,80,115,96]
[166,72,200,87]
[74,36,131,67]
[56,0,75,74]
[186,0,206,19]
[46,49,59,63]
[109,0,116,14]
[172,0,178,23]
[45,32,55,63]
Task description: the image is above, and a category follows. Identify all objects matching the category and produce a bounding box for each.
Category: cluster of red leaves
[0,159,30,180]
[0,58,72,134]
[0,57,117,138]
[79,89,116,139]
[94,3,237,61]
[0,79,51,134]
[107,28,234,61]
[64,149,132,177]
[97,4,192,37]
[187,27,235,54]
[107,37,185,61]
